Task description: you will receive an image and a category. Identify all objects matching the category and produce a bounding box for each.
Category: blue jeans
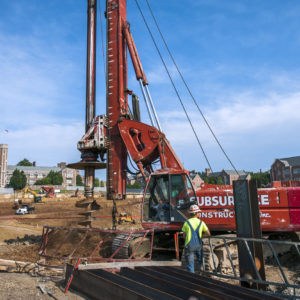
[185,243,203,273]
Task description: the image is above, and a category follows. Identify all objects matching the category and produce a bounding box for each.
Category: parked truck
[16,205,35,215]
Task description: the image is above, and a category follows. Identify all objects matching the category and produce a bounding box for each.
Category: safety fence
[37,225,154,278]
[201,235,300,299]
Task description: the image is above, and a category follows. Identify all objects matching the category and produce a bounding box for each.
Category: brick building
[0,144,8,188]
[190,173,204,188]
[6,162,79,187]
[205,168,251,185]
[271,156,300,181]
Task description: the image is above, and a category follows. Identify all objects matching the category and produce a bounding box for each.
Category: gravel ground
[0,272,89,300]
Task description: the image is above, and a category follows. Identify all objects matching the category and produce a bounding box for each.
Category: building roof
[7,165,61,172]
[239,174,249,180]
[277,156,300,167]
[223,170,248,176]
[190,173,200,180]
[208,170,248,177]
[208,171,221,177]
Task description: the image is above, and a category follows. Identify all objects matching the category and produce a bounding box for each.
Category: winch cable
[144,1,239,175]
[98,0,106,80]
[134,0,213,173]
[128,155,140,172]
[144,0,239,175]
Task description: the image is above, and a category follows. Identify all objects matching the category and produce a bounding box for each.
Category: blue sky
[1,0,300,178]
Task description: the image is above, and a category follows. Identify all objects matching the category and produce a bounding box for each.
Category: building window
[283,169,290,176]
[30,173,35,178]
[37,174,43,178]
[66,179,72,184]
[293,168,300,174]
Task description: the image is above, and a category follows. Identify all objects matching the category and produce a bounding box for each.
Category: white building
[0,144,8,188]
[6,162,79,187]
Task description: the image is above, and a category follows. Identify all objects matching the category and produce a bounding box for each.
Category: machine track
[112,233,151,259]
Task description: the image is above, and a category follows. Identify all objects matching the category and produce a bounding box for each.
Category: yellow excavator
[23,187,44,203]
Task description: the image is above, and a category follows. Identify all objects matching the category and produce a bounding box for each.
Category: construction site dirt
[0,193,141,263]
[0,193,141,299]
[0,193,299,299]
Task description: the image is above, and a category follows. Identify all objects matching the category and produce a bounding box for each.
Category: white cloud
[158,90,300,171]
[0,18,85,165]
[2,122,83,166]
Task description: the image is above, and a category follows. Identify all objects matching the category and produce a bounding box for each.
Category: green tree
[17,158,33,166]
[9,169,27,190]
[47,171,63,185]
[94,178,100,187]
[250,171,271,188]
[209,176,216,184]
[203,175,224,185]
[126,181,142,189]
[76,175,83,186]
[216,177,224,185]
[35,177,51,185]
[100,180,105,187]
[203,176,209,184]
[35,171,63,185]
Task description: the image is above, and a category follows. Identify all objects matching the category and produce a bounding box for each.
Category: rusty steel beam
[66,264,177,300]
[149,267,278,300]
[66,265,280,300]
[233,179,266,290]
[135,266,253,300]
[120,267,218,299]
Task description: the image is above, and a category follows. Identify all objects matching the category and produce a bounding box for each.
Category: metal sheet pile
[65,265,280,300]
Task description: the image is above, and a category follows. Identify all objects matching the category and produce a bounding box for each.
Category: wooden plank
[78,260,181,270]
[0,258,37,273]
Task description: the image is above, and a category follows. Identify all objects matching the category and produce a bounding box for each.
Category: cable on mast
[134,0,214,172]
[144,0,239,175]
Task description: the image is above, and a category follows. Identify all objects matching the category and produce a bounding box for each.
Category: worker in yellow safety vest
[182,204,211,273]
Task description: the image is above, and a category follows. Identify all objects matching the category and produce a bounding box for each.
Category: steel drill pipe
[84,0,97,199]
[86,0,97,132]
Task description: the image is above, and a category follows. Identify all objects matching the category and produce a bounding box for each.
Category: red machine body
[101,0,300,235]
[194,187,300,232]
[42,186,55,198]
[105,0,129,200]
[141,180,300,233]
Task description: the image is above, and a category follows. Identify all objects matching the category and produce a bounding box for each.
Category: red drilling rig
[69,0,300,256]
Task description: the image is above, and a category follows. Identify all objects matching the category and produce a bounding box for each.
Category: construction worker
[182,204,211,273]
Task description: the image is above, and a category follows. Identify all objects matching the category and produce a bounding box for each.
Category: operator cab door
[143,174,170,223]
[143,173,197,223]
[170,174,196,222]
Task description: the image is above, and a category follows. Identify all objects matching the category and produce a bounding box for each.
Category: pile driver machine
[68,0,300,258]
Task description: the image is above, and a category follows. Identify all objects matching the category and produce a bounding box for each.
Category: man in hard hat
[182,204,210,273]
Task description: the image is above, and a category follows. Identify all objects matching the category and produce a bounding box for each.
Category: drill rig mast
[70,0,193,210]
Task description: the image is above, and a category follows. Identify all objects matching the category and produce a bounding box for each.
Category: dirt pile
[0,195,142,264]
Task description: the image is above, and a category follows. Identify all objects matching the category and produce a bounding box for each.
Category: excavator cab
[142,172,197,224]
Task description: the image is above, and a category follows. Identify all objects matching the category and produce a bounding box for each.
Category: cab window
[143,175,170,222]
[170,174,196,222]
